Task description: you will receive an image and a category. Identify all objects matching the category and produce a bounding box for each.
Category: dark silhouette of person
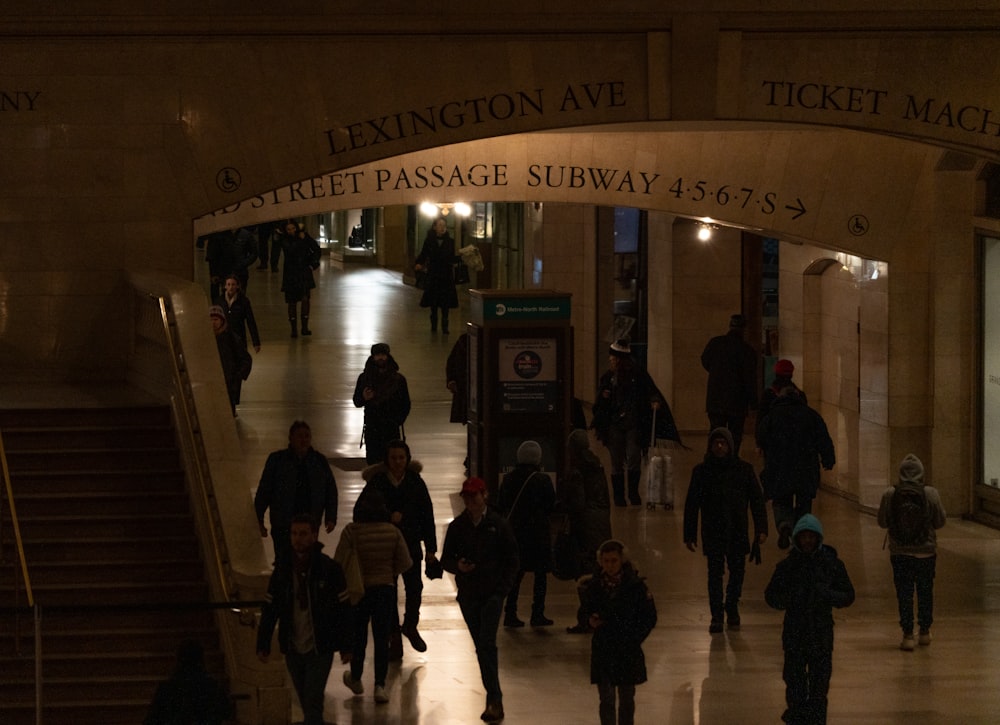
[414,217,459,333]
[701,313,758,455]
[144,639,232,725]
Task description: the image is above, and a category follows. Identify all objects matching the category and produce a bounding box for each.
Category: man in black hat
[700,314,758,456]
[592,339,676,506]
[353,343,412,464]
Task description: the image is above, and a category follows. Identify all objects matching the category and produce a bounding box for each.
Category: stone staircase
[0,406,226,725]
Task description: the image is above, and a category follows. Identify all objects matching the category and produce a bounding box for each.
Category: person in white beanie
[877,454,946,651]
[498,440,556,628]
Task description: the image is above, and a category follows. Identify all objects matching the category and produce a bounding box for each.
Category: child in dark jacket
[765,514,854,725]
[577,539,657,725]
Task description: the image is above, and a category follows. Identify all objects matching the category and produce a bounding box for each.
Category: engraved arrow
[785,198,806,220]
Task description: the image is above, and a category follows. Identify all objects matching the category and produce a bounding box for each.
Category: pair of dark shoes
[401,625,427,652]
[709,618,724,634]
[481,701,504,722]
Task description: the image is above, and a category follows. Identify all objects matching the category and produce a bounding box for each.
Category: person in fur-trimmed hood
[876,454,946,651]
[355,439,438,656]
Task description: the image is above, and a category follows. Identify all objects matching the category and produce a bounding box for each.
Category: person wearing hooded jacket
[684,427,768,633]
[765,514,855,725]
[356,439,439,656]
[756,383,836,549]
[353,342,411,464]
[877,454,946,651]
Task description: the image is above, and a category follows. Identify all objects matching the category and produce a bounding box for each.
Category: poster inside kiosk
[498,338,558,412]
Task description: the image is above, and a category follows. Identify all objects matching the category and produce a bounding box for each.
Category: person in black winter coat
[592,338,681,507]
[757,358,807,422]
[561,429,613,583]
[700,313,759,455]
[441,477,520,723]
[414,217,460,333]
[215,274,261,353]
[352,342,411,465]
[498,440,557,628]
[756,384,835,549]
[279,220,321,337]
[254,421,339,564]
[356,440,439,655]
[684,427,768,633]
[577,539,657,725]
[256,515,354,725]
[209,305,252,416]
[765,514,854,725]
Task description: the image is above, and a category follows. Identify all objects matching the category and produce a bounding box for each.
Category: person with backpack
[877,454,946,651]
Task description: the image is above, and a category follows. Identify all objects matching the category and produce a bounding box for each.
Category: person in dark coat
[352,342,412,465]
[414,217,460,333]
[765,514,855,725]
[577,539,657,725]
[684,427,768,633]
[446,331,469,424]
[757,358,807,422]
[256,515,354,725]
[144,639,232,725]
[441,477,520,723]
[356,440,439,656]
[209,304,252,416]
[215,274,261,353]
[498,440,557,628]
[592,338,681,506]
[561,429,612,584]
[230,226,258,293]
[254,420,339,564]
[203,228,238,302]
[279,220,321,337]
[756,384,836,549]
[700,313,759,455]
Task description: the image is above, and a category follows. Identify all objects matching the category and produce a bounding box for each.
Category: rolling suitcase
[644,410,674,510]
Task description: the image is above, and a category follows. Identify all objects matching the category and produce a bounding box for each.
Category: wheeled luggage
[644,410,674,510]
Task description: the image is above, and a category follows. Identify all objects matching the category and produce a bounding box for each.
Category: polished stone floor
[13,252,1000,724]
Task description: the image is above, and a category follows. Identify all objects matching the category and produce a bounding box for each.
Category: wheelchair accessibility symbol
[216,167,242,193]
[848,214,869,236]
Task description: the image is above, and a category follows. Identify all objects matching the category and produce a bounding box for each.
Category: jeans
[597,679,636,725]
[351,584,395,687]
[284,649,334,725]
[459,595,504,703]
[890,554,936,633]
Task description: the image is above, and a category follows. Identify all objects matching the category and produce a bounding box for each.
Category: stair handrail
[0,429,42,725]
[153,294,235,601]
[0,430,35,609]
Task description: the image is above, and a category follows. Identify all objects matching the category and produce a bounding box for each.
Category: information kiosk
[465,289,574,497]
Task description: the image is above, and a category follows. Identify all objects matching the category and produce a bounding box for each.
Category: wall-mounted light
[420,201,472,218]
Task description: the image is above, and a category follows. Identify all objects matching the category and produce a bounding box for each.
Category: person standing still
[254,421,339,565]
[441,477,520,723]
[352,343,411,465]
[700,313,758,456]
[256,516,354,725]
[414,216,460,333]
[876,454,946,651]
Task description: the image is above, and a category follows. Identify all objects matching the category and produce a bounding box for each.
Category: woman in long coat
[414,217,459,333]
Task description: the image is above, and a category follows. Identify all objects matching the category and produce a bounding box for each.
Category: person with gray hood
[877,454,946,651]
[765,513,854,725]
[684,427,768,633]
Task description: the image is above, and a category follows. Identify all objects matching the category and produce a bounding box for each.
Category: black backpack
[889,482,930,546]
